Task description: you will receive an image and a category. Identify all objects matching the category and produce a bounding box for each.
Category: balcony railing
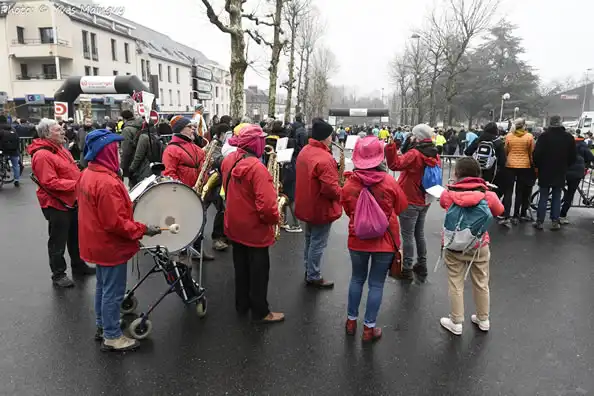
[11,38,70,46]
[16,74,69,80]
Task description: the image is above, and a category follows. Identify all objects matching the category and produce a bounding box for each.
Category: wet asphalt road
[1,176,594,396]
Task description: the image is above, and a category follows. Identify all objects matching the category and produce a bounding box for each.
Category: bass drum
[129,176,206,253]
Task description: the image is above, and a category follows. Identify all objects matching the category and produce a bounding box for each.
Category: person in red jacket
[295,119,341,288]
[341,136,408,342]
[221,124,284,324]
[385,124,440,283]
[438,157,504,335]
[27,118,94,288]
[78,130,162,352]
[162,116,214,261]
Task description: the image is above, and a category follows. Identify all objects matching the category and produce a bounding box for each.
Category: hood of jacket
[231,149,260,179]
[26,137,62,155]
[445,177,489,207]
[123,118,143,130]
[414,140,440,166]
[514,128,528,137]
[352,169,386,187]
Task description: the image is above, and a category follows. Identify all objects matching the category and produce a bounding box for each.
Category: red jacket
[341,170,409,252]
[163,134,205,187]
[77,163,147,266]
[27,139,81,211]
[385,141,441,206]
[221,149,280,247]
[295,139,342,224]
[439,177,504,247]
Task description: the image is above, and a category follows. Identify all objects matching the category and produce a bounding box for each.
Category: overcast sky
[97,0,593,95]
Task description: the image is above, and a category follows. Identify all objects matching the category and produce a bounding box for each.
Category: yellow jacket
[435,135,446,146]
[505,129,534,168]
[378,129,390,140]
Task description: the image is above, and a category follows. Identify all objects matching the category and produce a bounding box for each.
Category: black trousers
[42,207,86,280]
[561,178,581,218]
[232,242,270,320]
[503,168,534,218]
[204,188,226,241]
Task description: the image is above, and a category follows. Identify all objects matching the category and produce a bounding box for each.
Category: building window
[216,104,219,115]
[110,39,117,61]
[158,64,162,81]
[20,64,28,79]
[177,90,181,106]
[146,60,151,81]
[82,30,90,59]
[159,88,164,105]
[84,66,91,76]
[167,66,171,83]
[124,42,130,63]
[93,67,99,76]
[169,89,172,106]
[113,70,118,76]
[16,27,24,44]
[126,72,131,75]
[90,33,98,61]
[176,68,180,84]
[39,27,53,44]
[42,64,57,79]
[141,59,146,81]
[215,86,219,98]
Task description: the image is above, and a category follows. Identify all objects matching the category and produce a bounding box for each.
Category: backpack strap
[224,153,253,197]
[169,142,199,168]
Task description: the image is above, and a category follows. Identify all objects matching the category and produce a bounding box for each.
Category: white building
[0,0,231,121]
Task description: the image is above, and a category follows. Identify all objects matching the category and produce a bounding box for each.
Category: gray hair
[240,116,252,124]
[36,118,59,139]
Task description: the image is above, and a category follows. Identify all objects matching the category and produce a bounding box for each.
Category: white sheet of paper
[276,137,288,151]
[425,184,445,198]
[345,135,359,150]
[276,148,294,164]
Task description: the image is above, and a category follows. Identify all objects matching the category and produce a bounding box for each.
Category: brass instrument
[331,142,346,187]
[264,144,289,241]
[194,138,220,196]
[81,99,92,120]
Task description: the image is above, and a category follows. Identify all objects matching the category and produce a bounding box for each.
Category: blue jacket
[567,138,594,180]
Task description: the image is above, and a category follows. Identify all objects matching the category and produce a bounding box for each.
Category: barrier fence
[15,138,594,209]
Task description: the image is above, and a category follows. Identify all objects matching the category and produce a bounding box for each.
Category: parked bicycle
[0,151,15,188]
[530,169,594,211]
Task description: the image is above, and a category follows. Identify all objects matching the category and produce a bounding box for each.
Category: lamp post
[500,93,510,122]
[514,107,520,119]
[582,68,592,114]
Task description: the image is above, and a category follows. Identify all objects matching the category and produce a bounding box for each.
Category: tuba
[331,142,346,187]
[194,137,220,198]
[265,145,289,241]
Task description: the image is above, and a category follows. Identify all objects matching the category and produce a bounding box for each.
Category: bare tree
[404,39,428,124]
[308,46,338,118]
[283,0,311,123]
[296,7,323,121]
[417,24,446,125]
[390,54,413,125]
[430,0,499,127]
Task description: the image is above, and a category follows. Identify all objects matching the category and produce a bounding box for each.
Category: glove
[144,225,162,237]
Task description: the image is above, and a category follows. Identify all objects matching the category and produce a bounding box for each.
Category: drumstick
[160,224,180,234]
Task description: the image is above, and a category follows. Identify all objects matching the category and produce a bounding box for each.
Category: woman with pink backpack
[340,136,408,342]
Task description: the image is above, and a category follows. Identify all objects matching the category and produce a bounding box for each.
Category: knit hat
[171,117,192,134]
[549,115,562,127]
[84,129,124,161]
[311,118,333,141]
[412,124,434,140]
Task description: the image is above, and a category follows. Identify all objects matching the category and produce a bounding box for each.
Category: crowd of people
[2,103,592,352]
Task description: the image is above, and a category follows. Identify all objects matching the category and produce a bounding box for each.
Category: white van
[577,112,594,134]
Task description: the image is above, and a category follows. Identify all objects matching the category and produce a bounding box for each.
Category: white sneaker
[559,217,570,225]
[285,225,303,233]
[471,314,490,331]
[440,317,462,335]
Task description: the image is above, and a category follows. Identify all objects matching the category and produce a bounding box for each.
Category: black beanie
[311,118,333,141]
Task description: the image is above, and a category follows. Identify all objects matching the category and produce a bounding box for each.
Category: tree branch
[245,29,274,48]
[201,0,233,34]
[243,13,277,27]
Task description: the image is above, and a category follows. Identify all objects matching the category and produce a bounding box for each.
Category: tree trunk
[229,2,247,120]
[267,0,284,118]
[428,80,437,126]
[284,14,297,124]
[295,45,305,115]
[302,48,312,121]
[444,74,456,129]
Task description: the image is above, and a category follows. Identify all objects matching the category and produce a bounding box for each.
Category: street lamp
[582,68,592,114]
[500,93,510,122]
[514,107,520,119]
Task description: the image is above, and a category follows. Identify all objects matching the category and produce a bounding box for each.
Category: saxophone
[194,137,220,197]
[331,142,346,187]
[265,145,289,241]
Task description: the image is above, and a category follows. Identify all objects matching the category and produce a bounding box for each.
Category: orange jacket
[505,130,534,168]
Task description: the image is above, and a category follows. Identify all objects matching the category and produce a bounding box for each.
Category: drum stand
[185,235,204,288]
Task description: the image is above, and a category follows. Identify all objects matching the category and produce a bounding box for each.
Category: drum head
[133,181,205,253]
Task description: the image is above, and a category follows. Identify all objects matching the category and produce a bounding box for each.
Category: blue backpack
[422,164,443,191]
[443,197,493,253]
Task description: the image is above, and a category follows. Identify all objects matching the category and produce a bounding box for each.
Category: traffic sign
[54,101,68,118]
[195,66,213,81]
[150,110,159,124]
[135,103,146,117]
[25,94,45,104]
[197,92,212,100]
[197,81,212,93]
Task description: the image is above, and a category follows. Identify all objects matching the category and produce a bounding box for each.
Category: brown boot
[362,325,382,342]
[305,278,334,289]
[254,312,285,324]
[101,335,140,352]
[345,319,357,335]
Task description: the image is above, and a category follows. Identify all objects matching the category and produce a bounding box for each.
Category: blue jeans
[303,222,332,281]
[95,264,127,339]
[537,186,562,222]
[347,250,393,326]
[9,155,20,181]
